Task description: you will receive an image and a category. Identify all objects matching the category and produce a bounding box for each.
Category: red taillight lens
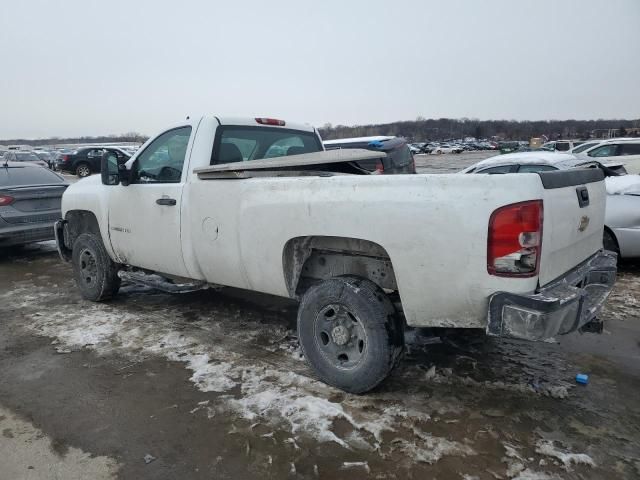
[488,200,543,277]
[255,117,286,126]
[63,155,70,161]
[0,194,15,206]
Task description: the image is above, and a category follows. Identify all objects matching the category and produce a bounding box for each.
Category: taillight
[63,155,70,162]
[255,117,286,126]
[0,194,15,206]
[374,160,384,174]
[488,200,543,277]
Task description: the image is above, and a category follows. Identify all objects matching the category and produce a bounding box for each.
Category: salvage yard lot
[1,153,639,480]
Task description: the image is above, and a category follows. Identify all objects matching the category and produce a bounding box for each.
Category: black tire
[603,229,620,257]
[71,233,121,301]
[297,276,404,394]
[75,163,91,178]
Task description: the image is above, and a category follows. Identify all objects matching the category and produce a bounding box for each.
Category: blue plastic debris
[576,373,589,385]
[367,140,384,149]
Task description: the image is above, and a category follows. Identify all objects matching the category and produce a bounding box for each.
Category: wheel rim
[78,165,89,177]
[79,248,98,287]
[313,303,368,370]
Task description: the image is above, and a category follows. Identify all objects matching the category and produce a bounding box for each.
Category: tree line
[2,118,639,146]
[319,118,640,142]
[0,132,148,147]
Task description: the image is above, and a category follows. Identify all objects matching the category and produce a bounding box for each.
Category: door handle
[156,197,176,206]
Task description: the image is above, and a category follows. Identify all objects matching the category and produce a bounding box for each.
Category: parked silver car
[0,161,68,247]
[2,150,49,168]
[461,152,640,259]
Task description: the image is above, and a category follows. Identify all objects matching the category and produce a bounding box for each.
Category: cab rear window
[211,126,322,164]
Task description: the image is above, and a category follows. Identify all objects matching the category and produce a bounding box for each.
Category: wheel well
[64,210,101,249]
[282,236,398,298]
[603,226,620,253]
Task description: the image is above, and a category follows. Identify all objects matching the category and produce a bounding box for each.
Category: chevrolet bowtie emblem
[578,216,590,232]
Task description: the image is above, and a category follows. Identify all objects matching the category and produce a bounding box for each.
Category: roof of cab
[215,116,316,133]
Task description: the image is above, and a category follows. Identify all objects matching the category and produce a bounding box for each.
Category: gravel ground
[1,153,638,480]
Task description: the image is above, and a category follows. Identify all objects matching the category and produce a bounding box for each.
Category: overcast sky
[1,0,639,139]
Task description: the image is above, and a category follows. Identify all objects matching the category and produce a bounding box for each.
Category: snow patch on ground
[512,469,561,480]
[19,296,475,465]
[535,440,595,470]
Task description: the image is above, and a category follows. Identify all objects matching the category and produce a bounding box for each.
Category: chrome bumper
[54,219,72,262]
[487,250,617,341]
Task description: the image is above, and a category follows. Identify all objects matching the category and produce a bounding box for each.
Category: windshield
[212,126,322,164]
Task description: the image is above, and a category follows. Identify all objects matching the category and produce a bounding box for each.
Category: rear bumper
[487,250,617,341]
[0,222,56,247]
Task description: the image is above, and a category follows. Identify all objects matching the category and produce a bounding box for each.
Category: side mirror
[100,154,131,186]
[101,154,120,185]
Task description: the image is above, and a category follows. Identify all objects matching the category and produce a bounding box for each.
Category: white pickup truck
[55,116,617,393]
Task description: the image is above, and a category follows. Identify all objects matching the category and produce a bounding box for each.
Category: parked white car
[462,152,640,259]
[574,138,640,174]
[55,117,616,393]
[431,144,461,154]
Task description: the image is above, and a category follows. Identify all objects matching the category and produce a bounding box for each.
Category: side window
[134,126,192,183]
[619,144,640,156]
[87,149,105,159]
[556,142,570,151]
[477,165,517,174]
[588,144,619,158]
[106,149,126,160]
[517,164,558,173]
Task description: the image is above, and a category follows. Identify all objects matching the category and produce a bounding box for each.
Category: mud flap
[54,220,72,262]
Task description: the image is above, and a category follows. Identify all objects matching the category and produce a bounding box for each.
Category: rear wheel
[75,163,91,177]
[71,233,120,301]
[297,276,404,393]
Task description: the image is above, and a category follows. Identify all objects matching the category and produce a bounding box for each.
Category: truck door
[107,126,192,277]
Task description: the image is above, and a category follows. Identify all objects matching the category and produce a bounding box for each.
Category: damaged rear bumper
[487,250,617,341]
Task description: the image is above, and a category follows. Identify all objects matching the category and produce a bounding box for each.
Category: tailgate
[537,169,606,286]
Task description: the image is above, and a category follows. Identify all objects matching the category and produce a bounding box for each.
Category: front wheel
[297,276,404,393]
[71,233,121,301]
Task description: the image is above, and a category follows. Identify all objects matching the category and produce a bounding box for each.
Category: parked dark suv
[57,147,131,178]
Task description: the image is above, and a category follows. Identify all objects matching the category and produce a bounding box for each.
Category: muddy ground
[1,153,639,480]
